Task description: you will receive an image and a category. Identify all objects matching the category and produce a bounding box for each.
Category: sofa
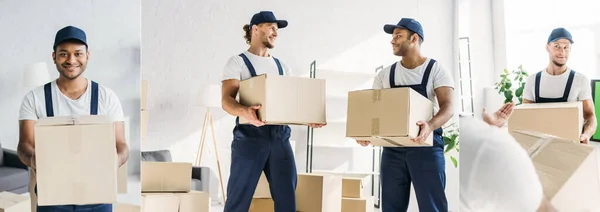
[141,150,211,194]
[0,142,29,194]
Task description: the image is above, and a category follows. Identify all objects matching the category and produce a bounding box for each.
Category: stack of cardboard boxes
[341,177,373,212]
[141,162,210,212]
[0,191,30,212]
[507,102,600,211]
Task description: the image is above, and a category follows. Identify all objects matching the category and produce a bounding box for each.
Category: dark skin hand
[482,102,515,127]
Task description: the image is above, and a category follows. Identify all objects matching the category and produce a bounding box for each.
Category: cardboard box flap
[0,191,28,208]
[36,115,111,126]
[511,130,596,199]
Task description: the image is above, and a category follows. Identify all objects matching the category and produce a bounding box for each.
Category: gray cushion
[0,167,28,191]
[141,150,172,162]
[191,178,203,191]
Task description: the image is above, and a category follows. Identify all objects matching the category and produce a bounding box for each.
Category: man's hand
[356,140,370,146]
[580,134,590,145]
[411,120,432,144]
[308,123,327,128]
[482,102,515,128]
[242,105,266,127]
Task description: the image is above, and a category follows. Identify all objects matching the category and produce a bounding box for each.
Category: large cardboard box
[238,74,326,125]
[34,116,117,206]
[510,130,600,211]
[508,102,583,142]
[342,197,374,212]
[249,198,274,212]
[0,191,30,212]
[141,191,210,212]
[346,87,434,146]
[342,177,364,198]
[142,162,192,193]
[296,173,342,212]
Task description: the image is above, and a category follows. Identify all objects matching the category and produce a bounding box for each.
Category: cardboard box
[510,130,600,211]
[253,140,296,198]
[0,191,30,212]
[508,102,583,142]
[142,162,192,193]
[342,197,374,212]
[34,115,117,206]
[117,162,128,194]
[296,173,342,212]
[112,203,140,212]
[141,80,148,110]
[346,87,434,147]
[238,74,326,125]
[141,191,210,212]
[249,198,274,212]
[141,194,180,212]
[342,177,364,198]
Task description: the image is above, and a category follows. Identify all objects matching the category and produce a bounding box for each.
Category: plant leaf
[451,156,458,168]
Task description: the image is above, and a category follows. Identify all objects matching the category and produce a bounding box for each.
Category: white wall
[0,0,141,184]
[142,0,457,210]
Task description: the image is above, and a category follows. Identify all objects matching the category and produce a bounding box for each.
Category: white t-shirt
[222,51,293,81]
[523,68,592,102]
[19,79,125,122]
[372,58,455,113]
[459,117,543,212]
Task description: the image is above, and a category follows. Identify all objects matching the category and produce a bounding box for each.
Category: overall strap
[535,71,542,103]
[90,81,99,115]
[421,59,437,86]
[239,53,257,77]
[273,57,284,75]
[562,70,576,100]
[44,82,54,117]
[389,63,397,87]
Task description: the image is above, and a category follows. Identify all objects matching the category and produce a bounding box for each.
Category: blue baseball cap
[250,11,288,29]
[547,28,573,44]
[53,26,88,50]
[384,18,424,41]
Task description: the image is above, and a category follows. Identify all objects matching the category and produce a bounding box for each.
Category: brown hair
[243,24,252,44]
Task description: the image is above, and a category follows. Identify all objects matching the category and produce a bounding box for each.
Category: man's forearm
[222,95,248,117]
[17,143,34,167]
[428,104,454,130]
[582,115,597,138]
[116,142,129,167]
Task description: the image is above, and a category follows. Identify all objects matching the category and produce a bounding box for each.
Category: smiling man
[17,26,128,212]
[357,18,455,212]
[522,27,597,144]
[220,11,325,212]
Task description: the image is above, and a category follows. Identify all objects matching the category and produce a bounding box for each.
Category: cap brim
[384,24,405,34]
[54,37,87,48]
[549,37,574,44]
[276,20,288,28]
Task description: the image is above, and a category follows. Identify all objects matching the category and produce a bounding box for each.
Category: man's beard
[263,39,274,49]
[552,59,565,67]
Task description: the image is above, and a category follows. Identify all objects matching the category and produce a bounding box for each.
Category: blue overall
[35,81,112,212]
[380,59,448,212]
[223,54,297,212]
[535,70,575,103]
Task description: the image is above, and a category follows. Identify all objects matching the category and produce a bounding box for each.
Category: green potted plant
[443,123,459,168]
[495,65,529,105]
